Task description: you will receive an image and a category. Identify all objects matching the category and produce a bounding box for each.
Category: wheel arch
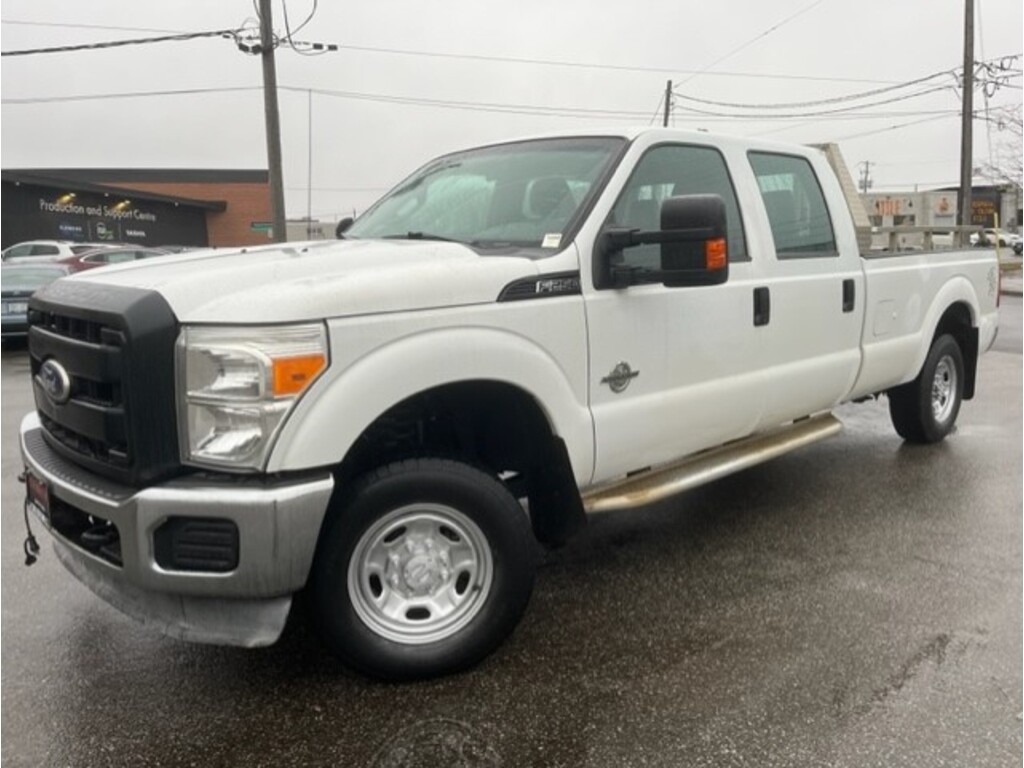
[268,327,592,545]
[899,277,981,399]
[932,301,978,399]
[331,380,587,545]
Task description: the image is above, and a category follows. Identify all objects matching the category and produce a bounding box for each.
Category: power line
[674,0,829,88]
[0,29,236,57]
[673,68,954,110]
[280,85,655,120]
[0,83,967,127]
[828,113,960,142]
[1,19,189,34]
[647,93,667,127]
[673,84,956,120]
[2,86,263,104]
[2,14,910,88]
[671,54,1019,119]
[3,15,899,85]
[281,0,324,56]
[273,37,897,85]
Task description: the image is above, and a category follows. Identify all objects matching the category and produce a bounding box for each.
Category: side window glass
[608,145,748,271]
[748,152,837,258]
[32,244,60,255]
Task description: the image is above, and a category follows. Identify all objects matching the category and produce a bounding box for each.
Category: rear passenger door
[744,151,863,427]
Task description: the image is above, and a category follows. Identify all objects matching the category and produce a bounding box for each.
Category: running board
[581,414,842,514]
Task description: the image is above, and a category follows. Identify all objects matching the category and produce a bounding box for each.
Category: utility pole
[858,161,874,195]
[663,80,672,127]
[957,0,975,246]
[259,0,287,243]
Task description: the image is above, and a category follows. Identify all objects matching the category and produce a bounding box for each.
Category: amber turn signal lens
[705,238,727,269]
[272,354,326,396]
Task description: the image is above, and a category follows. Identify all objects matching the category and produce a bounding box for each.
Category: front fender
[266,324,594,485]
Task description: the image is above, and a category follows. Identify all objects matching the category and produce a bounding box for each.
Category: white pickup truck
[18,128,1000,680]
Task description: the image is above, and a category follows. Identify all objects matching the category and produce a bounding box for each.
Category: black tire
[888,333,964,443]
[310,458,536,680]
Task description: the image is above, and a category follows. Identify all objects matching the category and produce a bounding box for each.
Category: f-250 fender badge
[601,362,639,393]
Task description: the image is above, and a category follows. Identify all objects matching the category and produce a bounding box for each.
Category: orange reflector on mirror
[272,354,326,396]
[705,238,727,269]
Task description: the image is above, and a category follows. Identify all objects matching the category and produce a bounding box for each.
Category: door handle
[753,286,770,327]
[842,279,855,313]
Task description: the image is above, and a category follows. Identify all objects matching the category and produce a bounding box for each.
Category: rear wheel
[888,333,964,443]
[311,458,535,680]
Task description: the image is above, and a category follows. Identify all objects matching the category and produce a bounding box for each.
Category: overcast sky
[2,0,1021,221]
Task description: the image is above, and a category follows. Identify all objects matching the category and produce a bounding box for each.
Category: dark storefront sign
[970,191,1001,228]
[1,180,209,249]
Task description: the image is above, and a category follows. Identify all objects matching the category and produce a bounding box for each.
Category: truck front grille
[30,314,130,468]
[27,280,181,486]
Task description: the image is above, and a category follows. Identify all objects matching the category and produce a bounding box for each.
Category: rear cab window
[748,152,837,259]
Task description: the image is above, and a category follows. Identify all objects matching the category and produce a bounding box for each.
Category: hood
[70,239,543,323]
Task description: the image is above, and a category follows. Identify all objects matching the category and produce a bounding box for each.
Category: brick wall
[105,180,272,247]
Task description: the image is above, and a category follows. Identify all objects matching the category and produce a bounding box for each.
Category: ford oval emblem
[39,359,72,405]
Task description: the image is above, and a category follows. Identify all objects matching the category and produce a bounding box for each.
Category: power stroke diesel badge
[38,359,72,405]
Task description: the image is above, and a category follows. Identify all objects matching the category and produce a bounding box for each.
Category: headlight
[176,323,328,470]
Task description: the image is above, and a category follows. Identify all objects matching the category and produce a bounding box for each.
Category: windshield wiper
[384,232,465,243]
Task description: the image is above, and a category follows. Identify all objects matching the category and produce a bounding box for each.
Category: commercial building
[862,183,1022,250]
[1,168,272,249]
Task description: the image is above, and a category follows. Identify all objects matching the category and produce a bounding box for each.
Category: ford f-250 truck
[18,128,1000,680]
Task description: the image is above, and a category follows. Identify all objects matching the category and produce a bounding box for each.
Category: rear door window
[748,152,837,258]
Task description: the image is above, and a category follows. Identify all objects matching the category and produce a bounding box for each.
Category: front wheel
[888,333,964,443]
[310,459,536,680]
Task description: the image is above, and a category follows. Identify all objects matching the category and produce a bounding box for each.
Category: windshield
[346,137,625,250]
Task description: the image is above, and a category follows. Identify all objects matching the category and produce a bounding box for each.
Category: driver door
[583,142,764,482]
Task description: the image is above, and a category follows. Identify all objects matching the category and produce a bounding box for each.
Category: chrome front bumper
[18,412,335,647]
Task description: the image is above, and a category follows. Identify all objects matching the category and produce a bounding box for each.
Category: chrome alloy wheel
[347,503,494,645]
[931,355,958,424]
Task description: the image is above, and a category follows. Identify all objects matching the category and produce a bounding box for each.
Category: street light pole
[259,0,287,243]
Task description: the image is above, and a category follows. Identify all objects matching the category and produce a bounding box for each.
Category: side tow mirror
[596,194,729,289]
[335,217,354,239]
[659,194,728,288]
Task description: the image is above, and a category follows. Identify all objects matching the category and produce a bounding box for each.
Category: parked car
[158,245,203,253]
[1,240,111,263]
[59,246,172,273]
[970,228,1022,248]
[1,263,71,337]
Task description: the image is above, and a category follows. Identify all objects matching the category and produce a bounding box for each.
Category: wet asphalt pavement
[2,298,1021,767]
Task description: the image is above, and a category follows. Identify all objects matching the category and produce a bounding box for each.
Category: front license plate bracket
[25,470,51,523]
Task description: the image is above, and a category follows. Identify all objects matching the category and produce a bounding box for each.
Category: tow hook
[16,471,40,567]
